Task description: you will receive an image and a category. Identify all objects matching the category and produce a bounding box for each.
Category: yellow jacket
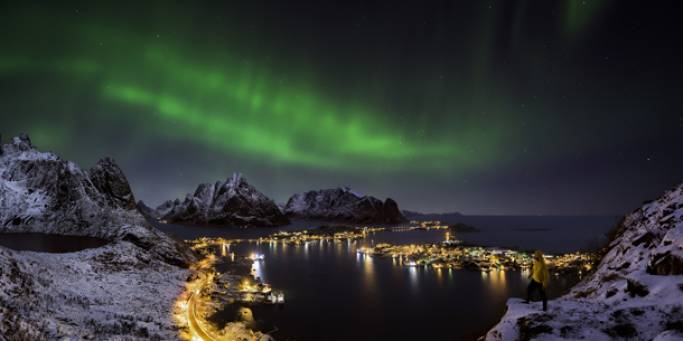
[532,258,550,287]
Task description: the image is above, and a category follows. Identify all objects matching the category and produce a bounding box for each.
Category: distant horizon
[1,131,667,217]
[401,210,622,218]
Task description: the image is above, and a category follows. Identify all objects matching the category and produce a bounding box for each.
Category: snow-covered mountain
[0,133,197,339]
[486,182,683,340]
[0,133,195,266]
[283,187,407,224]
[155,173,289,227]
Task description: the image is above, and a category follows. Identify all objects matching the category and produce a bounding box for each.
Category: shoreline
[178,224,596,340]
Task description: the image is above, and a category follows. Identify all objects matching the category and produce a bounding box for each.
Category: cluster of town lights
[186,221,453,252]
[174,243,281,340]
[356,243,594,274]
[175,220,594,340]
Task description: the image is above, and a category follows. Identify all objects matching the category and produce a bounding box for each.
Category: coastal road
[187,275,220,341]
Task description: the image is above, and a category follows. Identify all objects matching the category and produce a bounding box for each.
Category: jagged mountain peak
[338,186,364,198]
[0,133,195,266]
[155,172,289,227]
[8,133,34,151]
[284,187,406,224]
[88,157,137,210]
[226,172,246,188]
[1,133,56,163]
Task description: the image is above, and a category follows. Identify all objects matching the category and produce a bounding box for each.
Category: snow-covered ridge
[283,187,407,224]
[485,182,683,340]
[0,133,198,339]
[0,133,195,266]
[0,241,187,340]
[155,172,289,227]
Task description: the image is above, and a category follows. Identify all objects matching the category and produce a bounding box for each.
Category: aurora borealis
[1,1,682,214]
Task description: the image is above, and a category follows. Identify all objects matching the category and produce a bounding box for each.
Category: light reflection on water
[362,253,374,283]
[174,226,588,341]
[334,239,342,257]
[220,237,577,341]
[252,259,265,282]
[487,270,507,299]
[407,266,419,292]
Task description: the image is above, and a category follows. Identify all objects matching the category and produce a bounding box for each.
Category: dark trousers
[526,279,547,311]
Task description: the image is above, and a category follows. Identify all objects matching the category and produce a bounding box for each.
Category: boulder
[647,251,683,275]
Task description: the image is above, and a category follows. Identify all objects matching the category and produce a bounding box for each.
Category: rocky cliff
[283,187,407,224]
[0,133,198,339]
[485,182,683,340]
[0,134,195,266]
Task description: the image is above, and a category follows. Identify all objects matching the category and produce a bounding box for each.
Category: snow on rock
[0,134,195,267]
[485,182,683,340]
[137,199,161,221]
[88,156,137,210]
[283,187,407,224]
[0,133,197,339]
[155,172,289,227]
[0,242,188,340]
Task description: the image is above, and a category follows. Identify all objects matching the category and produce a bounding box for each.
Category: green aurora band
[3,1,679,216]
[0,19,505,173]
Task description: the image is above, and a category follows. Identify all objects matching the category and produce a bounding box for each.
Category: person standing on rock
[525,250,549,311]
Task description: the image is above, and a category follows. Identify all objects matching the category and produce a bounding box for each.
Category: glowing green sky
[1,1,681,214]
[1,19,495,172]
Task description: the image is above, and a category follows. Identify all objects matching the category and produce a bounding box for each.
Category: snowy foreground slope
[486,183,683,341]
[156,173,289,227]
[0,134,197,339]
[0,242,187,340]
[283,187,407,224]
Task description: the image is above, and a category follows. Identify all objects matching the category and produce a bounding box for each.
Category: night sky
[1,1,681,215]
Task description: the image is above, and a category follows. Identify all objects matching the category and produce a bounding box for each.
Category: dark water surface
[159,215,618,253]
[451,215,619,253]
[0,233,109,253]
[158,216,616,341]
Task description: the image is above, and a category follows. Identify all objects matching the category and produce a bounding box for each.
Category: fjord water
[0,233,109,253]
[158,216,617,341]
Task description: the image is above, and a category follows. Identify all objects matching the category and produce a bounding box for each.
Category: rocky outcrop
[283,187,407,224]
[88,157,137,210]
[136,200,160,221]
[156,173,289,227]
[0,134,195,267]
[486,182,683,340]
[383,198,403,223]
